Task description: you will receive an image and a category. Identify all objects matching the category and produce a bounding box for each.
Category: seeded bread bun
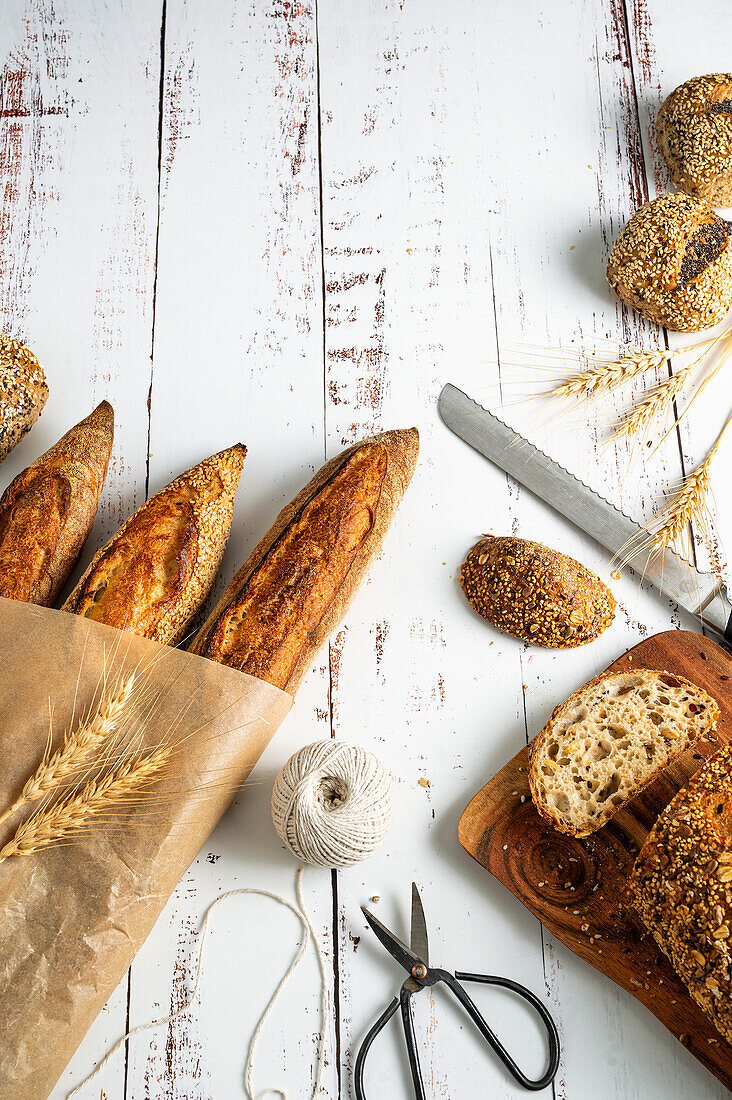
[657,74,732,206]
[606,192,732,331]
[459,535,615,648]
[629,741,732,1045]
[64,445,245,644]
[529,669,719,837]
[0,335,48,463]
[0,401,114,605]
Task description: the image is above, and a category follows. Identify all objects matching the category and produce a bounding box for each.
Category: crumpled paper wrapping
[0,598,292,1100]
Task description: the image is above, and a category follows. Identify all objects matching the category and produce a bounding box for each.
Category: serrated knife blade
[438,383,732,642]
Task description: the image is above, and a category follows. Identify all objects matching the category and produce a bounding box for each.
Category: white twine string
[271,740,394,867]
[67,868,327,1100]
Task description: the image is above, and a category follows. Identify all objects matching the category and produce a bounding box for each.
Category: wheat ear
[548,348,672,400]
[613,363,696,440]
[650,419,730,552]
[0,673,137,829]
[0,742,172,862]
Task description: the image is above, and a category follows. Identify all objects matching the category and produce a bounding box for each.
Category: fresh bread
[63,445,245,644]
[529,669,719,837]
[657,74,732,206]
[606,192,732,332]
[0,335,49,462]
[459,535,615,648]
[629,742,732,1045]
[190,428,419,693]
[0,401,113,605]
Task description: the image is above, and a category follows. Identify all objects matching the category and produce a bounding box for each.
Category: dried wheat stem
[0,742,171,862]
[0,673,137,829]
[614,363,696,440]
[650,412,732,552]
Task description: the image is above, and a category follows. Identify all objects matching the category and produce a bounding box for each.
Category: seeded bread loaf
[63,445,245,644]
[190,428,419,693]
[0,401,113,605]
[0,335,49,463]
[459,535,615,648]
[657,74,732,206]
[629,742,732,1045]
[606,192,732,332]
[529,669,719,837]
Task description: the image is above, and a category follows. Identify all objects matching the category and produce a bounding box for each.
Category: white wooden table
[2,1,732,1096]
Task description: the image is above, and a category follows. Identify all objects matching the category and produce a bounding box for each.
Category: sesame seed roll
[657,74,732,207]
[606,192,732,331]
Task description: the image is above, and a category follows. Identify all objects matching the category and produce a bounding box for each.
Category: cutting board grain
[459,630,732,1091]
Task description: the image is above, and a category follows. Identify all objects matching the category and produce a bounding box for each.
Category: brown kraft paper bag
[0,598,293,1099]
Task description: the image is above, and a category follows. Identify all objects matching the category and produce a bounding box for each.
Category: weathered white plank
[0,3,161,1098]
[317,1,722,1098]
[121,1,337,1097]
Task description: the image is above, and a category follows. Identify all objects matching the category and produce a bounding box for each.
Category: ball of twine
[271,740,394,868]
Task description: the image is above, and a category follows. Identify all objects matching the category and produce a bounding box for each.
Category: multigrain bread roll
[606,192,732,331]
[529,669,718,837]
[190,428,419,693]
[0,401,113,605]
[629,742,732,1045]
[0,335,49,463]
[63,444,245,644]
[459,535,615,648]
[657,74,732,206]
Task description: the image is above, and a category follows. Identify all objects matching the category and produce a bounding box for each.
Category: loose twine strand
[68,869,327,1100]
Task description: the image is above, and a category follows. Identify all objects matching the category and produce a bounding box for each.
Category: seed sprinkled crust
[606,192,732,332]
[0,335,49,463]
[459,535,615,648]
[657,74,732,206]
[630,742,732,1045]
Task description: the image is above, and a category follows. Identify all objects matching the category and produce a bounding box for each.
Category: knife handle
[698,587,732,648]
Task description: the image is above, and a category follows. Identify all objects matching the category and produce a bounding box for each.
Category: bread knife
[438,382,732,644]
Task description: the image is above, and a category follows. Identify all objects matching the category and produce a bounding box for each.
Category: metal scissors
[355,884,560,1098]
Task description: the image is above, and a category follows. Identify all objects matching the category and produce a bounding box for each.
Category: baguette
[629,742,732,1045]
[63,444,245,643]
[0,401,114,605]
[0,335,49,462]
[529,669,718,837]
[190,428,419,692]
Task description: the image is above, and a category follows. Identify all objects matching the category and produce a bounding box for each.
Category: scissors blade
[410,883,429,966]
[361,906,424,974]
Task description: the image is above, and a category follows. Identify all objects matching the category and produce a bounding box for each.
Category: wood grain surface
[0,0,727,1096]
[460,630,732,1090]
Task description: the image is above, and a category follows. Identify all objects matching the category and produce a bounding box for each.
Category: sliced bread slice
[528,669,719,837]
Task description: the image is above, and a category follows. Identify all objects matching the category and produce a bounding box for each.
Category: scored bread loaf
[0,401,113,605]
[0,335,49,463]
[190,427,419,693]
[63,444,245,644]
[529,669,719,837]
[629,742,732,1045]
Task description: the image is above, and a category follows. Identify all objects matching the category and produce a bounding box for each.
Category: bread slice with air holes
[528,669,719,837]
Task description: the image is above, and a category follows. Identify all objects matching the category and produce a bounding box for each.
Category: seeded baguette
[0,335,49,463]
[190,428,419,693]
[529,669,719,837]
[629,742,732,1045]
[460,535,615,648]
[0,401,113,605]
[63,445,245,644]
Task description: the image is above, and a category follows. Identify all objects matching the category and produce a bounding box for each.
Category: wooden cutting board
[459,630,732,1091]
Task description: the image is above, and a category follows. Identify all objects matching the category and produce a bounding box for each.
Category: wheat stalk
[0,673,137,829]
[649,416,730,553]
[614,363,696,440]
[0,742,172,862]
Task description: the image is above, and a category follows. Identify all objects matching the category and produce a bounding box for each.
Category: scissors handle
[448,970,560,1091]
[354,989,427,1100]
[354,996,399,1100]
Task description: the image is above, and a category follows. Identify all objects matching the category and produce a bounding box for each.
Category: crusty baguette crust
[0,401,114,605]
[528,668,718,838]
[629,742,732,1045]
[0,334,49,463]
[63,444,245,644]
[190,427,419,694]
